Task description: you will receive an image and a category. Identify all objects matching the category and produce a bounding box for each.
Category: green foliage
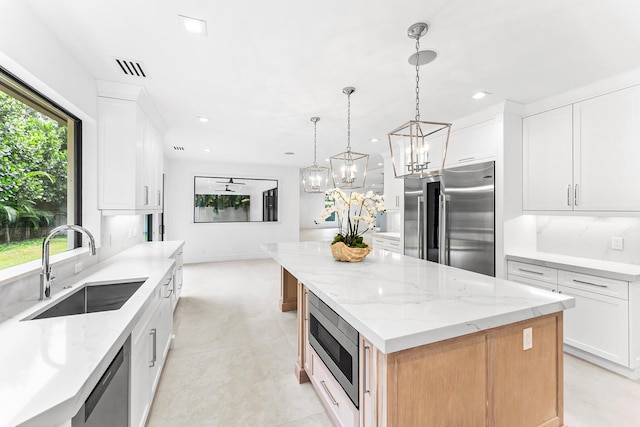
[0,91,68,244]
[332,233,367,248]
[0,235,67,269]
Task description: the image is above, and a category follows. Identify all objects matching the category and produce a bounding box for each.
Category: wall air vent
[114,57,148,78]
[173,146,185,151]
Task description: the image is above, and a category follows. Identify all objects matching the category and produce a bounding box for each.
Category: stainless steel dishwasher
[72,337,130,427]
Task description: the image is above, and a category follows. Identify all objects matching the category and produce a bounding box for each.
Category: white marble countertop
[506,251,640,282]
[263,241,574,354]
[0,241,183,427]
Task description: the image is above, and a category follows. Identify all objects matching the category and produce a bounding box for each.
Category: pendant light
[301,117,330,193]
[388,22,452,179]
[330,87,369,189]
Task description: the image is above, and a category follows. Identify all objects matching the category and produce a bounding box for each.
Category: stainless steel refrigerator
[404,161,495,276]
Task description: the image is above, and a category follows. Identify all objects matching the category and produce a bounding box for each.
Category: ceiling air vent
[114,57,148,78]
[173,146,185,151]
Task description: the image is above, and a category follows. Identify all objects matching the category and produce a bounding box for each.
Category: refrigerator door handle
[438,193,447,265]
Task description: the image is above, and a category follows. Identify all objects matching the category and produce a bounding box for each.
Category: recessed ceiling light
[472,91,490,99]
[370,138,379,143]
[377,162,383,166]
[324,158,330,162]
[197,116,209,123]
[179,15,207,36]
[204,148,211,152]
[284,152,295,155]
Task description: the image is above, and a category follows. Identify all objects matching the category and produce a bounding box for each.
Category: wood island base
[284,271,566,427]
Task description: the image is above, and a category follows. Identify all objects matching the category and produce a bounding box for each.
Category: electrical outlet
[612,236,624,251]
[523,327,533,350]
[74,262,83,274]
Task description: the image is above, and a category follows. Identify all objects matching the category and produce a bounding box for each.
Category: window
[0,68,81,270]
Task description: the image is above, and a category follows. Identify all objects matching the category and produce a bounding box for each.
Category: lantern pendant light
[388,22,452,179]
[330,87,369,189]
[301,117,330,193]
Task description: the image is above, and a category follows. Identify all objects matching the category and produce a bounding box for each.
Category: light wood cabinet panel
[522,105,573,211]
[280,267,298,312]
[490,315,562,427]
[573,86,640,211]
[386,333,488,427]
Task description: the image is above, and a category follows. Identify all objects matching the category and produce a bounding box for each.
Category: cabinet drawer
[558,270,628,300]
[507,261,558,284]
[309,347,358,427]
[507,274,557,293]
[372,237,402,254]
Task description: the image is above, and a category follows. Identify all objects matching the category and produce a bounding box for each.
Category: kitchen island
[263,241,575,427]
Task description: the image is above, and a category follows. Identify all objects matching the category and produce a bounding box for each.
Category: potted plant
[316,188,386,262]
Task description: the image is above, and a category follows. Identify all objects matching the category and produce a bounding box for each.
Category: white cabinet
[130,271,174,427]
[573,86,640,211]
[372,234,402,254]
[523,85,640,212]
[360,336,377,427]
[507,259,635,371]
[445,119,497,167]
[98,96,163,214]
[522,105,574,211]
[383,157,403,210]
[171,247,184,311]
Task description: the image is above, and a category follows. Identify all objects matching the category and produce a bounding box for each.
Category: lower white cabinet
[130,271,174,427]
[308,346,359,427]
[372,234,402,254]
[558,285,629,366]
[171,247,184,311]
[507,259,635,373]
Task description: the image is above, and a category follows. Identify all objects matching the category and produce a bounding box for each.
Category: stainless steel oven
[308,291,359,407]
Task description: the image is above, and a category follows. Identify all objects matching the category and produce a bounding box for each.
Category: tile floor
[147,259,640,427]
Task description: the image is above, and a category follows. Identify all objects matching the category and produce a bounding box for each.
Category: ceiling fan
[216,178,245,186]
[221,185,235,192]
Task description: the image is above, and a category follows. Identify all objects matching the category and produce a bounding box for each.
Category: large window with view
[0,69,81,270]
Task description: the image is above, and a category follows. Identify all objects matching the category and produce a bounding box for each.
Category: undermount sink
[27,280,146,320]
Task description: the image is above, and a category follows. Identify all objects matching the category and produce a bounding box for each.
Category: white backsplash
[537,216,640,264]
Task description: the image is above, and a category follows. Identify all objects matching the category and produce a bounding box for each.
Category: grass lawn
[0,236,68,270]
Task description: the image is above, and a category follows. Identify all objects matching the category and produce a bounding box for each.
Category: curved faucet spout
[40,225,97,300]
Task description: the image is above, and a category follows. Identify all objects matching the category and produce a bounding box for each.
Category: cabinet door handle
[574,184,579,206]
[320,381,339,406]
[458,156,475,162]
[157,190,161,206]
[572,279,608,288]
[149,328,157,367]
[364,345,370,394]
[518,268,544,275]
[567,185,571,206]
[144,186,149,205]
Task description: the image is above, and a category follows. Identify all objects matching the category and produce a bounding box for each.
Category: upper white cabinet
[523,105,573,210]
[445,119,497,167]
[98,82,165,214]
[383,157,404,210]
[573,86,640,211]
[523,85,640,212]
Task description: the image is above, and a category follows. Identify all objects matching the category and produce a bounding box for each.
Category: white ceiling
[24,0,640,173]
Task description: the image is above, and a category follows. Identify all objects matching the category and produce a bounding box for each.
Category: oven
[308,291,359,407]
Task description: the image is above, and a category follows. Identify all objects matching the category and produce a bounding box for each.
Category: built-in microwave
[308,291,359,408]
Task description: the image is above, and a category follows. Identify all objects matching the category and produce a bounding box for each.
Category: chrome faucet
[40,225,97,300]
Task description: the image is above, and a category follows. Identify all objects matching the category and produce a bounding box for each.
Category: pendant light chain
[313,118,318,165]
[415,37,421,121]
[347,91,352,152]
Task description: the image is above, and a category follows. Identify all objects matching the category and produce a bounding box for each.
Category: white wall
[299,191,336,229]
[165,159,299,263]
